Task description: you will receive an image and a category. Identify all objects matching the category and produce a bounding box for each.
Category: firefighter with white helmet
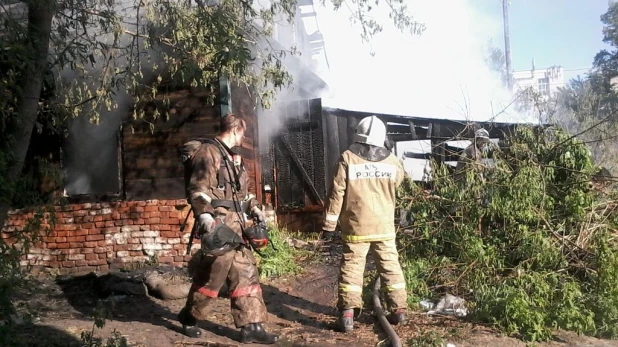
[322,115,408,332]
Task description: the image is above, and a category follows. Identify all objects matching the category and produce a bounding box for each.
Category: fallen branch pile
[397,126,618,342]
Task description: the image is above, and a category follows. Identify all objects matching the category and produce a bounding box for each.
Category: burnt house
[0,0,537,276]
[0,0,335,274]
[258,104,525,232]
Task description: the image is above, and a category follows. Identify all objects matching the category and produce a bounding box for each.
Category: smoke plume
[314,0,530,124]
[254,4,331,154]
[306,0,535,180]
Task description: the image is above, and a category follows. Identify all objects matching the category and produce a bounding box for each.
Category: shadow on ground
[52,267,238,340]
[48,265,357,344]
[6,324,84,347]
[262,283,337,330]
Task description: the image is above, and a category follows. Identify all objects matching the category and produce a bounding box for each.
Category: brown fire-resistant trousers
[183,246,268,328]
[338,238,407,311]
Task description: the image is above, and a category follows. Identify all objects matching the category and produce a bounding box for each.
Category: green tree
[590,1,618,99]
[0,0,425,228]
[553,2,618,172]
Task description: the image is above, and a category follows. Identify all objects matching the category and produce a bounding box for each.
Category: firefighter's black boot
[178,307,202,338]
[339,308,354,332]
[240,323,279,344]
[387,308,408,325]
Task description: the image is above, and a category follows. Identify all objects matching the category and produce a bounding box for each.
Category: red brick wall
[1,199,199,275]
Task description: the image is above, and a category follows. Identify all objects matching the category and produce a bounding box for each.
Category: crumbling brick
[62,261,75,268]
[4,199,194,274]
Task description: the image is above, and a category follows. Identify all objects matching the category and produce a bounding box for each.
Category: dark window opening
[62,115,122,197]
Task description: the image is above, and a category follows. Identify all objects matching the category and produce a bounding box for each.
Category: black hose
[373,277,402,347]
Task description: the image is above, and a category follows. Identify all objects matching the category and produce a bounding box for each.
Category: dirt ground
[10,243,618,347]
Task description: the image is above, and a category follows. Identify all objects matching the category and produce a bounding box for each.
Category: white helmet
[355,116,386,147]
[475,128,489,140]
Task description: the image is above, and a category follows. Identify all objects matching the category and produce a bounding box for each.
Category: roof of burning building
[323,106,550,142]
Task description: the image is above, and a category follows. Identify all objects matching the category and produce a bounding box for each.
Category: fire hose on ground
[373,277,402,347]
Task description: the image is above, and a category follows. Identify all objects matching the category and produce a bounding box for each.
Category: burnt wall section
[121,86,260,201]
[1,200,199,275]
[122,89,220,200]
[267,98,325,211]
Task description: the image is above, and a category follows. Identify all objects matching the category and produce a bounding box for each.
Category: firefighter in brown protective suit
[322,115,408,332]
[454,128,491,182]
[177,114,278,344]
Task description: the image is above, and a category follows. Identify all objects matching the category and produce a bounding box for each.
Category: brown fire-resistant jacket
[454,143,484,181]
[187,139,260,235]
[323,143,406,243]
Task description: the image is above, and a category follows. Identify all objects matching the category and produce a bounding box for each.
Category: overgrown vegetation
[406,329,450,347]
[550,3,618,174]
[0,206,56,346]
[256,223,316,279]
[396,125,618,342]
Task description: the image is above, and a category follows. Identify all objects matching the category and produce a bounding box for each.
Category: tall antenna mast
[502,0,513,92]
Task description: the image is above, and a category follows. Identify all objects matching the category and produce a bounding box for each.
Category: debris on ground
[8,239,618,346]
[420,294,468,317]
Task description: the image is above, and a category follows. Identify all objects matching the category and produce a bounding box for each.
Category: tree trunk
[0,0,55,230]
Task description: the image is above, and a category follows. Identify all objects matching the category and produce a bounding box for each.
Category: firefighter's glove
[198,213,216,234]
[251,206,266,223]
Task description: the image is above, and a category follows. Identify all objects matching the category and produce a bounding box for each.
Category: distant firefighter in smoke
[322,115,409,332]
[454,128,491,182]
[177,114,278,344]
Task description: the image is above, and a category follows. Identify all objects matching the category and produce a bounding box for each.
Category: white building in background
[512,61,565,99]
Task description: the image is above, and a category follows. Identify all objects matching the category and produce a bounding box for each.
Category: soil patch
[10,241,618,347]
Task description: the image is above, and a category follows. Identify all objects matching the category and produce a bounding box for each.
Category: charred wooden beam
[277,136,324,206]
[324,107,527,142]
[388,133,427,142]
[408,121,418,140]
[431,124,445,163]
[387,124,518,142]
[322,111,339,195]
[323,107,549,129]
[337,116,349,153]
[347,117,359,147]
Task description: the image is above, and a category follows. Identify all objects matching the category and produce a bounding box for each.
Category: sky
[478,0,612,82]
[304,0,614,123]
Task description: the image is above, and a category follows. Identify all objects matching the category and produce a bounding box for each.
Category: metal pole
[502,0,513,92]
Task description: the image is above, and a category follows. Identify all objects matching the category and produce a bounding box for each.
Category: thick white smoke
[254,3,331,153]
[314,0,530,124]
[306,0,540,180]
